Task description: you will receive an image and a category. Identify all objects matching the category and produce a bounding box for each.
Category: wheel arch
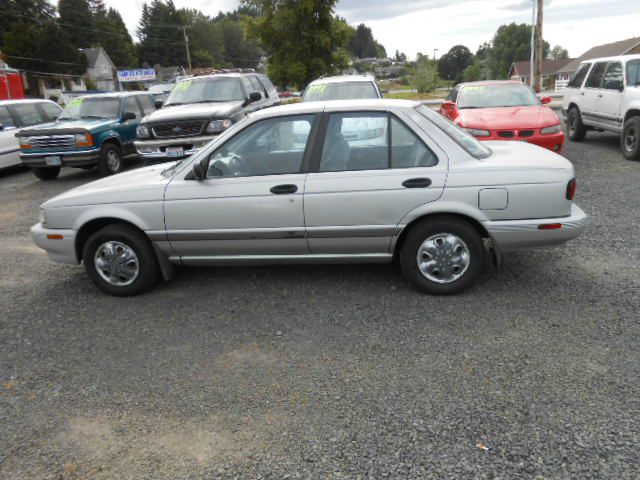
[75,217,144,262]
[624,108,640,124]
[100,135,123,152]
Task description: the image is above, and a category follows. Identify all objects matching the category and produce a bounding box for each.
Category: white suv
[562,54,640,160]
[301,75,381,102]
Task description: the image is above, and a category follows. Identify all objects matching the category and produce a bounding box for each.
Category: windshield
[302,82,379,102]
[415,105,492,159]
[58,97,120,120]
[458,84,540,109]
[627,59,640,87]
[165,78,245,105]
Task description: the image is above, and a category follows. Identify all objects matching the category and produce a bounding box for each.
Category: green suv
[18,92,156,180]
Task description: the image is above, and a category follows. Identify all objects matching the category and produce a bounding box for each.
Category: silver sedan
[31,99,587,296]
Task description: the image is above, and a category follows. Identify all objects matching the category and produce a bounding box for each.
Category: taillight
[566,179,576,200]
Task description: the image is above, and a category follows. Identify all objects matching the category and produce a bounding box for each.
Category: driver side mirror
[191,157,209,180]
[154,100,164,109]
[0,124,3,131]
[249,92,262,103]
[123,111,137,121]
[540,97,552,105]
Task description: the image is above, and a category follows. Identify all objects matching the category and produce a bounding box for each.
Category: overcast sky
[50,0,638,59]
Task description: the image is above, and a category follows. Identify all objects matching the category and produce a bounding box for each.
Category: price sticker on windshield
[175,80,192,91]
[68,98,83,107]
[307,84,327,94]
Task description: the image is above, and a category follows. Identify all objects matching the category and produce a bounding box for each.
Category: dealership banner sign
[117,69,156,82]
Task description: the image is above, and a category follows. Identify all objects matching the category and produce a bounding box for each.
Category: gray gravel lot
[1,131,639,479]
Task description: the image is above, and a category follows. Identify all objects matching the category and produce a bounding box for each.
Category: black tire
[82,223,159,296]
[621,117,640,161]
[399,217,485,295]
[31,166,60,180]
[97,143,123,177]
[567,107,587,141]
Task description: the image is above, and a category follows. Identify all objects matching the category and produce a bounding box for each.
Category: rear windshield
[415,105,492,159]
[302,82,379,102]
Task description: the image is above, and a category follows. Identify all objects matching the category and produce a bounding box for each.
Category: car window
[248,76,265,96]
[242,77,260,95]
[11,103,45,127]
[302,82,379,102]
[138,95,155,116]
[585,62,607,89]
[207,114,315,178]
[602,62,624,90]
[458,84,539,108]
[40,102,62,121]
[568,63,591,88]
[448,86,460,102]
[391,116,438,168]
[319,112,388,172]
[59,97,120,120]
[123,97,140,119]
[165,78,245,105]
[258,75,276,97]
[0,106,16,128]
[626,60,640,87]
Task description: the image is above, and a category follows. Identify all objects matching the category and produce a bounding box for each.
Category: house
[554,37,640,91]
[82,47,116,91]
[508,58,573,91]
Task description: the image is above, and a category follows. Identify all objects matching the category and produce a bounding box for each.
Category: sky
[50,0,639,60]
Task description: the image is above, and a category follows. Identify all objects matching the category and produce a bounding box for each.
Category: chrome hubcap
[417,233,470,284]
[107,150,121,171]
[625,127,637,152]
[94,241,139,286]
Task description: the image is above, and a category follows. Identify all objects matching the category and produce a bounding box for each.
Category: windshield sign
[59,97,120,120]
[302,82,378,102]
[458,85,540,109]
[165,78,245,105]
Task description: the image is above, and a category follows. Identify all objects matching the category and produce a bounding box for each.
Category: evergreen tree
[58,0,94,48]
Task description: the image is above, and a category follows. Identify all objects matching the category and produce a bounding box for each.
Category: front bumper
[484,204,587,252]
[31,223,78,264]
[20,148,100,167]
[478,133,565,153]
[135,135,217,161]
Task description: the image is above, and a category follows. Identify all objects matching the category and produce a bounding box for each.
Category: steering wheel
[227,152,250,177]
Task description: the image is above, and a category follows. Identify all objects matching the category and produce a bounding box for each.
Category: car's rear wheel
[97,143,123,176]
[567,107,587,141]
[83,224,159,296]
[31,166,60,180]
[621,117,640,161]
[399,217,485,295]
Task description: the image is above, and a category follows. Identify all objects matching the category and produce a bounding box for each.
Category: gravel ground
[0,130,639,479]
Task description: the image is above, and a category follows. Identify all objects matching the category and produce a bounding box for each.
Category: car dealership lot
[1,132,639,478]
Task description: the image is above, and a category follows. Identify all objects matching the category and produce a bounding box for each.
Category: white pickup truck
[562,54,640,160]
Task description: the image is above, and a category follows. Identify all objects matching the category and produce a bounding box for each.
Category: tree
[137,0,186,67]
[463,58,485,82]
[0,0,55,46]
[394,50,407,62]
[58,0,94,48]
[414,57,438,93]
[437,45,473,84]
[242,0,350,88]
[180,9,225,68]
[347,23,386,59]
[549,45,569,60]
[486,23,549,79]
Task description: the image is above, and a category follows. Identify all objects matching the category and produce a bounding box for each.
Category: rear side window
[585,62,607,89]
[11,103,45,127]
[0,105,16,128]
[391,116,438,168]
[626,59,640,87]
[568,63,591,88]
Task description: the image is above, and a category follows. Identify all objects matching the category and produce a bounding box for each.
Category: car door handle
[270,184,298,194]
[598,94,603,98]
[580,92,585,96]
[402,178,432,188]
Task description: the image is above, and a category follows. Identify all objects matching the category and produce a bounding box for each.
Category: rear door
[303,109,448,255]
[596,61,624,132]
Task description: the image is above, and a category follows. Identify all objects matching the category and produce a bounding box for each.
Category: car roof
[308,75,376,86]
[579,53,640,64]
[249,98,418,119]
[0,98,57,107]
[70,92,149,101]
[457,80,525,88]
[176,73,257,84]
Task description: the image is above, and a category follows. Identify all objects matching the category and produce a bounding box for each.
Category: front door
[581,61,608,127]
[304,110,448,255]
[120,96,142,155]
[163,113,317,261]
[0,105,19,169]
[596,61,624,132]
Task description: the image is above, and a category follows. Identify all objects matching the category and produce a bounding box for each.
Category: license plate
[166,146,184,158]
[45,156,61,166]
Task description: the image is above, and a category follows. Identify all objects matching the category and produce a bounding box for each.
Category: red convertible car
[439,80,564,153]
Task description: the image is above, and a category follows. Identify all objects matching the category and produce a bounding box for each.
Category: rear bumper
[20,148,100,167]
[31,223,78,264]
[484,204,587,252]
[135,135,217,161]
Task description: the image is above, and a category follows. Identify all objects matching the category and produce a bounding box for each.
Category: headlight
[74,133,93,147]
[137,125,151,138]
[541,125,562,135]
[19,136,31,148]
[206,119,232,134]
[39,208,47,225]
[464,128,491,137]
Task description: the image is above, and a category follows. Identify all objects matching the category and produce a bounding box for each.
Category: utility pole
[182,27,192,72]
[529,0,536,89]
[534,0,543,92]
[433,48,439,61]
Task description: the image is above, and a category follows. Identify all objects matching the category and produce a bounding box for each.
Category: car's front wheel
[399,217,485,295]
[31,166,60,180]
[97,143,123,176]
[83,224,159,296]
[621,117,640,161]
[567,107,587,141]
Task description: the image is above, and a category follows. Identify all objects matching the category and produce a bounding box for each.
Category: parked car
[31,99,586,296]
[301,75,382,102]
[562,54,640,160]
[0,99,62,171]
[135,72,280,164]
[17,92,156,180]
[439,80,564,153]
